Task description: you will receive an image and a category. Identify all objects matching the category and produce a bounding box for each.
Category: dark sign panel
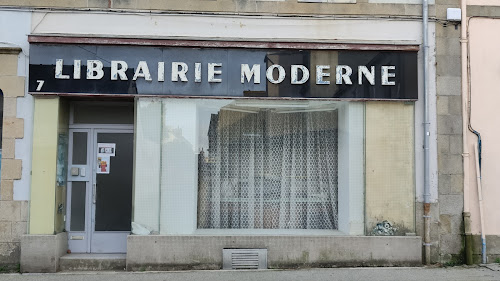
[29,44,418,100]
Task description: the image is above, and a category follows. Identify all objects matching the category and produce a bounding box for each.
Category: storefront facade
[0,6,439,271]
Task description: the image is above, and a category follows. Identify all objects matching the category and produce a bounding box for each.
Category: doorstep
[59,253,126,271]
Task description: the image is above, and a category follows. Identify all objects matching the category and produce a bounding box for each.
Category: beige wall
[365,101,415,234]
[467,17,500,235]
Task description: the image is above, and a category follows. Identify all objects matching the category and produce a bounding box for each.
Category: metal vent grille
[222,249,267,270]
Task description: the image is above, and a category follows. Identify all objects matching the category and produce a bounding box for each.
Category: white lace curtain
[198,109,338,229]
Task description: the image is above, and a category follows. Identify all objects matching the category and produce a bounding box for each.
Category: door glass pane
[95,133,133,231]
[72,132,87,165]
[70,182,86,231]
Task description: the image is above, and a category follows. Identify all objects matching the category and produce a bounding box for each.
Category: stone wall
[435,0,464,264]
[0,47,29,269]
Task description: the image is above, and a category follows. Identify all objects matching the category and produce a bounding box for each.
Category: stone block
[449,134,462,155]
[437,114,462,135]
[2,0,87,8]
[437,96,449,115]
[0,221,12,242]
[439,194,463,215]
[146,0,236,12]
[3,118,24,139]
[127,235,422,270]
[440,234,462,255]
[359,3,406,15]
[437,55,461,77]
[437,134,450,154]
[435,0,460,5]
[1,158,22,180]
[437,76,461,96]
[255,1,279,14]
[11,221,27,242]
[449,214,463,235]
[439,214,451,234]
[3,97,17,118]
[0,180,14,201]
[450,174,463,195]
[0,76,25,98]
[1,138,15,159]
[24,0,87,7]
[403,4,424,17]
[436,37,460,56]
[0,55,18,76]
[20,201,29,222]
[439,174,451,195]
[88,0,109,8]
[438,154,462,175]
[20,233,68,273]
[0,242,20,265]
[0,201,21,221]
[448,95,462,115]
[112,0,137,9]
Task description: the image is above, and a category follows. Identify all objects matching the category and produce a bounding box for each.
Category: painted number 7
[36,80,45,91]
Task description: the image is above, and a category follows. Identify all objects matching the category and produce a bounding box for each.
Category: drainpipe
[473,142,486,264]
[460,0,473,265]
[422,0,431,266]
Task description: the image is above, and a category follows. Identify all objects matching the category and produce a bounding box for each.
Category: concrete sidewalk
[1,266,500,281]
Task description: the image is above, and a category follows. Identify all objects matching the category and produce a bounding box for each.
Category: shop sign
[29,44,418,100]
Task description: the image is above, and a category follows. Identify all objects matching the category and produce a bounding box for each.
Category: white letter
[316,65,330,85]
[195,63,202,83]
[266,64,285,84]
[208,63,222,83]
[55,59,70,79]
[133,61,152,81]
[241,64,261,84]
[111,61,128,81]
[381,66,396,86]
[87,60,104,80]
[291,65,309,84]
[172,62,188,82]
[336,65,352,85]
[158,62,165,82]
[358,66,375,85]
[73,60,81,80]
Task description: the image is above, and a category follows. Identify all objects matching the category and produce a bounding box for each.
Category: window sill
[192,229,346,236]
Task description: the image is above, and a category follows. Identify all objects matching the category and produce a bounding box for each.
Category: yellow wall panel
[365,101,415,235]
[29,97,60,234]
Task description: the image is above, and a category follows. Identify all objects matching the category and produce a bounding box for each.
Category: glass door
[67,129,133,253]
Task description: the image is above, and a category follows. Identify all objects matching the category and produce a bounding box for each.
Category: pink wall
[468,17,500,235]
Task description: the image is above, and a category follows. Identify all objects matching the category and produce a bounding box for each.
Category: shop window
[134,98,365,235]
[196,102,339,229]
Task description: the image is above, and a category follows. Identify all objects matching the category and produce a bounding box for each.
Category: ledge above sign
[28,43,418,100]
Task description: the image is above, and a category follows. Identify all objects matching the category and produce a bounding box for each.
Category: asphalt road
[1,266,500,281]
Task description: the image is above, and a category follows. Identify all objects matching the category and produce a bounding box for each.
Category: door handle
[93,183,96,204]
